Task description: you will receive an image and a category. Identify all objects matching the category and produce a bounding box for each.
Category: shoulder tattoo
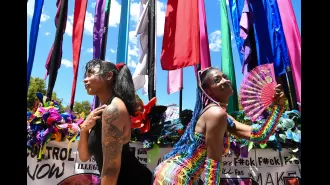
[101,103,124,178]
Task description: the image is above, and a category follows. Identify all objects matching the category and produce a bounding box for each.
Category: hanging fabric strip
[93,0,106,59]
[277,0,301,103]
[249,0,290,76]
[100,0,111,60]
[133,0,149,93]
[45,0,68,99]
[153,0,157,96]
[116,0,131,63]
[197,0,211,70]
[228,0,244,64]
[192,0,211,81]
[161,0,200,70]
[147,0,156,100]
[220,0,239,113]
[91,0,107,110]
[69,0,88,110]
[27,0,45,93]
[167,69,183,94]
[239,0,258,74]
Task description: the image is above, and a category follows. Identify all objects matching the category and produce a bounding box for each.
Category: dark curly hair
[85,59,136,116]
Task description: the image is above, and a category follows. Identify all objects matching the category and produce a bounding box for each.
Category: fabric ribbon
[27,0,45,93]
[69,0,88,110]
[91,0,109,111]
[147,0,156,100]
[44,0,68,99]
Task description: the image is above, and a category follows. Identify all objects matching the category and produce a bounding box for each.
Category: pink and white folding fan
[240,63,277,122]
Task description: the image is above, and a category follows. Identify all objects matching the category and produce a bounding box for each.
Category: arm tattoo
[101,103,124,178]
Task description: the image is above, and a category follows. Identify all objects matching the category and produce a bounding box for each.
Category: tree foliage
[70,101,91,114]
[27,77,92,114]
[27,77,47,111]
[27,77,65,112]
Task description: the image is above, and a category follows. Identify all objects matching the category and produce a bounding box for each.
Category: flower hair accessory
[116,63,125,71]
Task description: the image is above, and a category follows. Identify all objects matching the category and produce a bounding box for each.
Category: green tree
[71,101,91,114]
[27,77,46,111]
[27,77,64,111]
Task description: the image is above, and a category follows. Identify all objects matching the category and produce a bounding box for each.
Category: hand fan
[240,63,277,122]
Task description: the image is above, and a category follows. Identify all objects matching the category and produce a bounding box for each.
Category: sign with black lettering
[75,155,99,175]
[27,142,78,184]
[27,141,300,185]
[153,148,300,185]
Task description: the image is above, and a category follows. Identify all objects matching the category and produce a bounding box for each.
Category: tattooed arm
[101,103,124,185]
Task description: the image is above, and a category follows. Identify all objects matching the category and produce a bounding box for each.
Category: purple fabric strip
[240,0,251,74]
[93,0,106,59]
[91,0,106,110]
[239,0,258,74]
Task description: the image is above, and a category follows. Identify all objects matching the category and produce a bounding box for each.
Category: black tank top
[87,96,152,184]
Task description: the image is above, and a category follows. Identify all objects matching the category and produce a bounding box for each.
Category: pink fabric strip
[167,69,183,94]
[197,0,211,70]
[277,0,301,103]
[194,0,212,76]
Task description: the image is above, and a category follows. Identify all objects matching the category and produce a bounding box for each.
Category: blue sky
[27,0,301,110]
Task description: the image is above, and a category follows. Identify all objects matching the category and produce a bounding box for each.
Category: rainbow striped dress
[153,131,230,185]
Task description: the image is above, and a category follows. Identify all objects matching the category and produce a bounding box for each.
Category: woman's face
[203,69,233,102]
[83,64,109,95]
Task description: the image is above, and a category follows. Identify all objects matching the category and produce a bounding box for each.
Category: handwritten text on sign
[27,141,300,185]
[27,142,78,184]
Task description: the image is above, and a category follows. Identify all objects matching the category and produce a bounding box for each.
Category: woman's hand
[273,84,285,106]
[80,105,107,131]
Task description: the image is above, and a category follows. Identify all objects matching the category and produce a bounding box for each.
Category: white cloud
[127,54,137,69]
[87,48,93,53]
[130,2,141,23]
[40,14,50,22]
[109,0,121,27]
[45,32,50,36]
[127,28,139,70]
[65,15,74,36]
[208,30,235,51]
[91,2,96,8]
[129,31,138,45]
[128,44,139,57]
[61,59,73,68]
[27,0,35,17]
[128,60,137,68]
[84,12,94,35]
[127,30,139,68]
[110,49,116,53]
[209,30,222,52]
[156,1,166,37]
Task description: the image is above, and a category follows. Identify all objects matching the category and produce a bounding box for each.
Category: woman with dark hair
[153,67,285,185]
[77,59,152,185]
